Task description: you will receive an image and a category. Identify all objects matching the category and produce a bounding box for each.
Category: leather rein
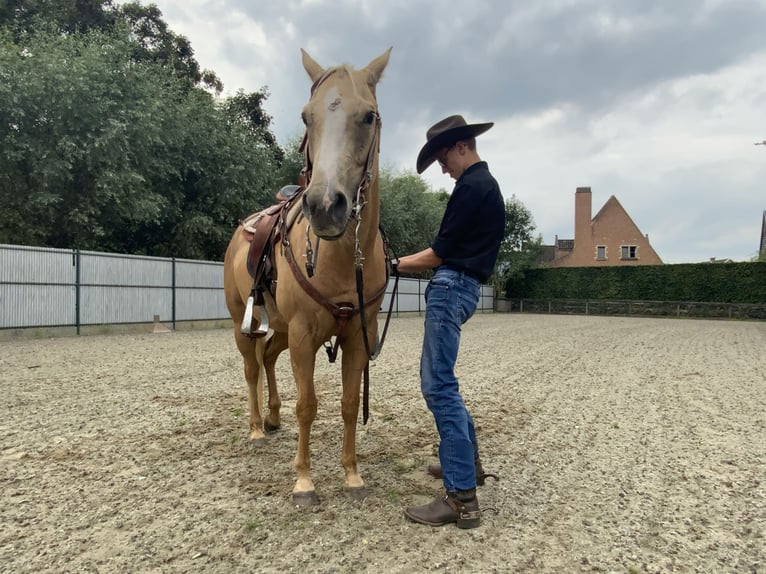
[282,69,400,422]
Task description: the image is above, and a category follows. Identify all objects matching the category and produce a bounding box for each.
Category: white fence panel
[1,244,494,331]
[0,245,76,328]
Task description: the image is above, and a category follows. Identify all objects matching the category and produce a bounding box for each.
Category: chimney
[575,187,592,242]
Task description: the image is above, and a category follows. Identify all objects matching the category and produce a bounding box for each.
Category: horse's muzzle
[301,188,351,239]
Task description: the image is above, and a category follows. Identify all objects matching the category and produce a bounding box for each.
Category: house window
[621,245,638,260]
[596,245,606,260]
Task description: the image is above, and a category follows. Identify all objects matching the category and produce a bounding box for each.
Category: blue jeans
[420,266,481,492]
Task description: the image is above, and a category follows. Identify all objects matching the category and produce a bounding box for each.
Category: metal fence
[497,298,766,321]
[1,244,494,333]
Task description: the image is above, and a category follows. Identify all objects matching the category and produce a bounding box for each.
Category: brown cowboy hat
[416,115,494,173]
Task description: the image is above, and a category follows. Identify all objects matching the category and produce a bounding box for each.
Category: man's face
[436,141,463,179]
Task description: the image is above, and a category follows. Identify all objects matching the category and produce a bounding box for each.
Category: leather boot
[404,490,480,529]
[426,458,489,486]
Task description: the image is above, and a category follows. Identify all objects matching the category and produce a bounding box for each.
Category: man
[395,115,505,529]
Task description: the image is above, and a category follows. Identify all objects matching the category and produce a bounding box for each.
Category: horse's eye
[364,111,377,125]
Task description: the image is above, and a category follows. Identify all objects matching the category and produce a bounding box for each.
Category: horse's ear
[301,49,325,83]
[364,47,392,88]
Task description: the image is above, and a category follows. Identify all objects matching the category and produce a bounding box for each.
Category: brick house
[545,187,663,267]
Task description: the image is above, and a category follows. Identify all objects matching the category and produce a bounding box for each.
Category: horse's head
[299,48,391,239]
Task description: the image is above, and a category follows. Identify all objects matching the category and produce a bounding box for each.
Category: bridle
[282,68,400,422]
[298,68,382,233]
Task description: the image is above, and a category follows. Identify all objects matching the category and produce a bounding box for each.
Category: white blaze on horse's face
[314,85,347,214]
[300,49,390,240]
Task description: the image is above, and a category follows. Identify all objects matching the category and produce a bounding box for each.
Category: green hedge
[505,262,766,304]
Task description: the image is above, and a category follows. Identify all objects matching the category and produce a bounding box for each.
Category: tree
[0,26,278,259]
[0,0,117,38]
[223,89,280,154]
[0,0,222,93]
[0,28,173,249]
[379,168,447,264]
[151,88,278,259]
[116,1,222,94]
[493,195,543,294]
[271,133,306,189]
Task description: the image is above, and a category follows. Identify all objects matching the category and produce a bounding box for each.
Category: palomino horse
[223,48,392,506]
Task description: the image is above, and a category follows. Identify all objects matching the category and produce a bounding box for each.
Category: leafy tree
[494,195,543,294]
[379,168,447,263]
[0,26,277,259]
[224,89,280,154]
[152,89,278,259]
[0,0,222,93]
[0,0,116,38]
[271,133,306,189]
[116,1,222,93]
[0,28,170,249]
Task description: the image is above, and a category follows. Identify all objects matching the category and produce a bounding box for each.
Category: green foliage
[117,1,222,93]
[0,15,279,260]
[491,195,543,291]
[224,89,280,154]
[505,262,766,304]
[0,0,221,92]
[0,0,117,38]
[378,167,446,263]
[1,27,167,248]
[272,133,306,189]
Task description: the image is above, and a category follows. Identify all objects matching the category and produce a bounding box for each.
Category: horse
[223,48,392,507]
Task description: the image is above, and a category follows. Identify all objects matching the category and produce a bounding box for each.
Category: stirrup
[253,305,269,336]
[241,296,269,337]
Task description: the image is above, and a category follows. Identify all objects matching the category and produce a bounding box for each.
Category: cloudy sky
[148,0,765,263]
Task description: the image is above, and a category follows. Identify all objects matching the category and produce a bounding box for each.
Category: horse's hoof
[248,437,267,447]
[344,486,368,502]
[264,420,281,434]
[292,491,320,508]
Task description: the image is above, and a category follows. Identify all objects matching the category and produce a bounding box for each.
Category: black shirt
[431,161,505,282]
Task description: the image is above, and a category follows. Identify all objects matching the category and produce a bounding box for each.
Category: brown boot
[426,459,493,486]
[404,490,480,529]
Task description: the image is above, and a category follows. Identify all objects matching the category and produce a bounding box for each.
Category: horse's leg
[263,330,288,433]
[289,330,320,507]
[233,330,267,445]
[340,341,368,500]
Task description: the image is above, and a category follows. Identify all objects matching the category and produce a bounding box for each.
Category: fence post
[75,249,81,335]
[395,277,399,317]
[172,257,177,330]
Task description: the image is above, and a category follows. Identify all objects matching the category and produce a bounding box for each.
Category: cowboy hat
[416,115,494,174]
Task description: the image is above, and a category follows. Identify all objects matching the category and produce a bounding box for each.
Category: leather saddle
[238,185,304,336]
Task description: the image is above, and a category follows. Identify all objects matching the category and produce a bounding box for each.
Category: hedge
[505,262,766,304]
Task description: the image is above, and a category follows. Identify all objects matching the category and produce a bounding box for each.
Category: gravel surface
[1,314,764,573]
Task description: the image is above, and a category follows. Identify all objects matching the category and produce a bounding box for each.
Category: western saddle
[239,184,304,337]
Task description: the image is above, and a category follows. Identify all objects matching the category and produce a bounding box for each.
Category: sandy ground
[1,314,764,574]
